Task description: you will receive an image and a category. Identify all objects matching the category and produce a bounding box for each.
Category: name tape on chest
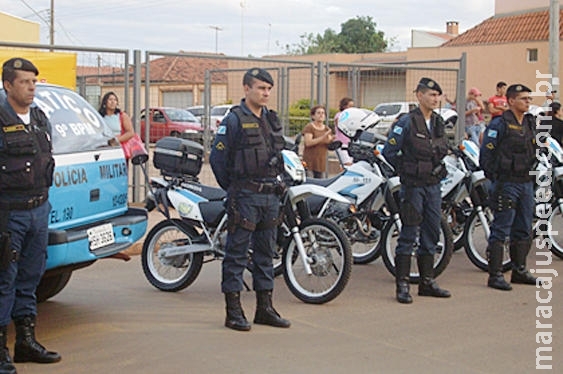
[2,124,26,133]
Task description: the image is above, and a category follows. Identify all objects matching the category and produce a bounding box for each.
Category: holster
[226,194,257,233]
[489,182,514,212]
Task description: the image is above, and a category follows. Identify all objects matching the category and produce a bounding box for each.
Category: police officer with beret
[382,77,451,304]
[480,84,540,291]
[0,58,61,374]
[210,67,290,331]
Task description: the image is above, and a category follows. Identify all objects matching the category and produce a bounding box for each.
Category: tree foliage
[283,16,388,55]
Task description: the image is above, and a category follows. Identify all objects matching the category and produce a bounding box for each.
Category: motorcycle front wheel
[142,219,204,292]
[381,215,453,283]
[283,218,352,304]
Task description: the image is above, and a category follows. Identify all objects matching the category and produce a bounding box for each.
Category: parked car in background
[1,84,148,302]
[370,102,458,136]
[210,104,233,133]
[372,101,418,135]
[186,105,204,122]
[140,107,203,143]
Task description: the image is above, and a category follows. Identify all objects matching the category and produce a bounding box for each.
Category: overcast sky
[3,0,495,57]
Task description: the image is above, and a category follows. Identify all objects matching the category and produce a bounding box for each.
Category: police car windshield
[33,85,114,154]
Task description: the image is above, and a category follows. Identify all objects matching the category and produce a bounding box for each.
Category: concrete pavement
[9,240,563,374]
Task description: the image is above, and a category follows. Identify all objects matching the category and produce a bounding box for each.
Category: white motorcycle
[141,138,353,304]
[305,137,389,265]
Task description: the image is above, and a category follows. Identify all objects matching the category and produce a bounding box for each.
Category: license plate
[87,223,115,250]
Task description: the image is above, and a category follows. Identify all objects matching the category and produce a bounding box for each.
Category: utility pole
[549,0,560,93]
[240,0,246,56]
[209,25,222,53]
[50,0,54,46]
[267,23,271,55]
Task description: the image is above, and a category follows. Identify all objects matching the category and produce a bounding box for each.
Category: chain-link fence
[0,42,465,202]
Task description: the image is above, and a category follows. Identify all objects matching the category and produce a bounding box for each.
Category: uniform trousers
[395,184,442,256]
[221,189,279,293]
[488,181,534,244]
[0,201,50,326]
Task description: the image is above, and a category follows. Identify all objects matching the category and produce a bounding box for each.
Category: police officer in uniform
[382,78,451,304]
[480,84,539,290]
[0,58,60,374]
[210,68,290,331]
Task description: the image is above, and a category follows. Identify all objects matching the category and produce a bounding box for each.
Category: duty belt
[238,180,279,194]
[0,192,48,211]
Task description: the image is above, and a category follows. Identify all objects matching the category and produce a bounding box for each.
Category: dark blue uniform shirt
[209,99,266,190]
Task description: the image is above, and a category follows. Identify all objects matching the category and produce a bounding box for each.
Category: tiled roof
[148,54,228,83]
[77,54,228,84]
[443,9,563,47]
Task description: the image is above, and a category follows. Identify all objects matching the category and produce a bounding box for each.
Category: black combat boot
[417,255,451,297]
[254,290,290,328]
[0,325,16,374]
[395,255,413,304]
[224,292,251,331]
[13,316,61,364]
[510,239,540,285]
[487,241,512,290]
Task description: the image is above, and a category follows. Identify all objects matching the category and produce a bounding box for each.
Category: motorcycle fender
[288,184,350,205]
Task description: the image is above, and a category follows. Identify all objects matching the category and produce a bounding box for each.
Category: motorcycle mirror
[328,140,342,151]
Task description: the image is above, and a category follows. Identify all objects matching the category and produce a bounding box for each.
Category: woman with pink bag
[99,92,147,164]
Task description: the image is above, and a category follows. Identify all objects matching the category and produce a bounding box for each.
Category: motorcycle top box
[153,136,204,177]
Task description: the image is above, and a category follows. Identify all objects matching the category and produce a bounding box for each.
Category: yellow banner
[0,49,77,89]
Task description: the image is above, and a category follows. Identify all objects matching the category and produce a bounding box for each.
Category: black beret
[244,67,274,86]
[506,84,531,96]
[2,57,39,75]
[416,77,442,95]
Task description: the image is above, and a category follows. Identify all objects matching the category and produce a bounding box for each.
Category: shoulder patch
[215,141,225,150]
[393,126,403,135]
[487,129,497,138]
[217,125,227,135]
[486,142,495,150]
[388,138,397,146]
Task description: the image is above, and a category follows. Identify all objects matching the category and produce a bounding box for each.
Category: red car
[139,107,203,143]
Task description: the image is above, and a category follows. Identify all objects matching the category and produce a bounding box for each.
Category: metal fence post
[203,70,212,155]
[132,49,142,202]
[456,53,467,144]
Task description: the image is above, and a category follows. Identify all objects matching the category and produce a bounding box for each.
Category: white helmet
[337,107,380,139]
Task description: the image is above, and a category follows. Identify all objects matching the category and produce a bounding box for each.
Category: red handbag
[121,134,148,165]
[119,112,148,164]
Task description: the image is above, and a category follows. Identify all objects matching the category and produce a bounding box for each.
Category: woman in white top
[98,91,135,145]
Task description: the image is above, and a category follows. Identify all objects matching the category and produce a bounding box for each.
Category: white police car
[1,84,148,302]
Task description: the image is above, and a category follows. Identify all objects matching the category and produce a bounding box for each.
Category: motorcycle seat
[306,170,345,187]
[181,181,227,201]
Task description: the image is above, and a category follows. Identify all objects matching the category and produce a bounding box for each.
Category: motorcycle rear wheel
[381,215,453,283]
[283,218,352,304]
[142,219,204,292]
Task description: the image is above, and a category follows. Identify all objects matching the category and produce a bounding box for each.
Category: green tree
[339,16,387,53]
[283,16,387,55]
